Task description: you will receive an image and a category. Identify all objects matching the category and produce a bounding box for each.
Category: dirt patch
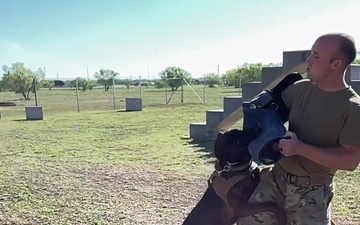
[0,163,208,225]
[0,163,357,225]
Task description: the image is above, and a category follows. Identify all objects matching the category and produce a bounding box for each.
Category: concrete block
[125,98,143,111]
[349,64,360,81]
[223,96,243,118]
[344,67,352,85]
[206,109,224,132]
[350,80,360,95]
[25,106,44,120]
[282,50,311,72]
[343,64,360,84]
[189,122,207,140]
[242,81,263,101]
[261,66,283,87]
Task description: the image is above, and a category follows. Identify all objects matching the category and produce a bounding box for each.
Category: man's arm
[300,105,360,171]
[279,105,360,171]
[297,143,360,171]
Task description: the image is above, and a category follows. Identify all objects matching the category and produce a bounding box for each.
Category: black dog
[182,129,285,225]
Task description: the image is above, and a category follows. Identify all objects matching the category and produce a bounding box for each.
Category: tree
[239,63,263,83]
[204,73,221,87]
[265,62,283,67]
[159,66,192,91]
[69,78,96,91]
[0,77,11,92]
[222,68,239,87]
[222,63,267,88]
[1,62,45,100]
[154,79,165,89]
[93,69,118,91]
[86,80,97,90]
[40,80,55,91]
[115,79,132,89]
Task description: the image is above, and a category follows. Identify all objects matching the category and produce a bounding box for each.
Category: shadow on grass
[144,89,169,93]
[11,119,45,122]
[221,90,241,94]
[146,103,204,108]
[181,136,216,164]
[116,109,139,113]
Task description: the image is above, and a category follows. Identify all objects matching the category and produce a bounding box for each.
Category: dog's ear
[214,132,224,159]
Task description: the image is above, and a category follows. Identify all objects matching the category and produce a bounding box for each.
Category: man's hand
[274,131,360,171]
[278,131,303,157]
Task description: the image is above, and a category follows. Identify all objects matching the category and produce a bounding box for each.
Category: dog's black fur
[182,129,285,225]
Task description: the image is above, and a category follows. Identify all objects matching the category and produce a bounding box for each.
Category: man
[237,33,360,225]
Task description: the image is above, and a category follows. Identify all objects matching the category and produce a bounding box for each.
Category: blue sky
[0,0,359,79]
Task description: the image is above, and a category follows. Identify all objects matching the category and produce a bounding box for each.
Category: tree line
[2,56,360,100]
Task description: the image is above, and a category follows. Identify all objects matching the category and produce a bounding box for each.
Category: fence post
[165,79,168,104]
[33,77,38,106]
[203,75,206,104]
[139,76,142,98]
[112,75,116,110]
[76,78,80,113]
[181,78,184,103]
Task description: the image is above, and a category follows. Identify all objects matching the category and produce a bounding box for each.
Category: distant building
[54,80,65,87]
[44,79,65,87]
[192,77,205,85]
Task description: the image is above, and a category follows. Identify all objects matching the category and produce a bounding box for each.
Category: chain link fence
[0,77,241,118]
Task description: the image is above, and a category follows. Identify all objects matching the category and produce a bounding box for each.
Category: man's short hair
[338,33,357,66]
[320,33,357,67]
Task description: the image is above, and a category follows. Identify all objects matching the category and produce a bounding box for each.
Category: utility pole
[86,67,89,80]
[147,65,150,89]
[238,64,242,95]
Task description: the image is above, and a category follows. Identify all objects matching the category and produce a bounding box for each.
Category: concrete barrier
[241,81,263,101]
[223,96,244,118]
[125,98,143,111]
[25,106,44,120]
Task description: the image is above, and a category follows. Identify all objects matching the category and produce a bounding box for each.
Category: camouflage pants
[236,167,334,225]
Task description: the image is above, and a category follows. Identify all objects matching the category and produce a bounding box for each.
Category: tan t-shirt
[277,79,360,179]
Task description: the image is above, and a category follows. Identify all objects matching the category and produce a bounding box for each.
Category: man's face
[306,37,339,82]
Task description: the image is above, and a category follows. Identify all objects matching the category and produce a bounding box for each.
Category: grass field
[0,86,359,225]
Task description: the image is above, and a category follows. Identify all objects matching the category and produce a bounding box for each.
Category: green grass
[0,86,358,224]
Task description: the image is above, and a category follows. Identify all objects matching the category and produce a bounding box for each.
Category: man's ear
[332,59,342,69]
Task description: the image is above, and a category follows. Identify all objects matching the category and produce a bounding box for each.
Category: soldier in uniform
[237,33,360,225]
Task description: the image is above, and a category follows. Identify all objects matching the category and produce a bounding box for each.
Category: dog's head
[214,129,258,167]
[182,129,260,225]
